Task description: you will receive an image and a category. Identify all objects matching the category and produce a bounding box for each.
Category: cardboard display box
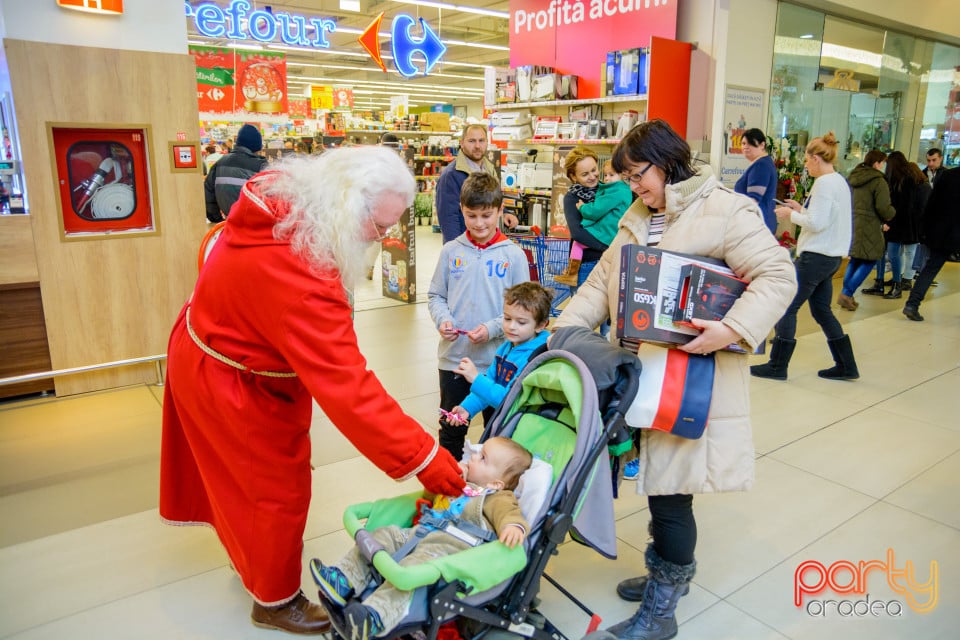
[616,245,760,354]
[674,264,748,328]
[419,112,451,132]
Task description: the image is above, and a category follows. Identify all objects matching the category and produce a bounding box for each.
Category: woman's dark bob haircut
[611,119,696,185]
[741,128,767,148]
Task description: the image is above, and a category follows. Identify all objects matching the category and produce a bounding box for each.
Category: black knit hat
[236,124,263,152]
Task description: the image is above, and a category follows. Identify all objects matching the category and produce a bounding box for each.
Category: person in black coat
[880,151,931,299]
[903,167,960,321]
[204,124,268,223]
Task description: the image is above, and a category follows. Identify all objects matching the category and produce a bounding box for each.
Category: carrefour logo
[359,11,446,78]
[186,2,446,78]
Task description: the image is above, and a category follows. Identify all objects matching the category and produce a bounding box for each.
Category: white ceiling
[185,0,511,110]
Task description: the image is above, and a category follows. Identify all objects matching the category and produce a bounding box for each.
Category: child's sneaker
[309,559,354,607]
[343,602,384,640]
[623,458,640,481]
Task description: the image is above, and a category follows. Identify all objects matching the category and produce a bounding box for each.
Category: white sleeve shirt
[792,172,852,258]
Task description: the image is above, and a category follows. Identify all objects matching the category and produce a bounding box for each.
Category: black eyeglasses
[622,163,654,185]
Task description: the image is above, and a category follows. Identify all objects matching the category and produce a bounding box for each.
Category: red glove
[417,448,466,496]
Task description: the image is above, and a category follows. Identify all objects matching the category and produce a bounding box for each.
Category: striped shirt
[648,213,666,246]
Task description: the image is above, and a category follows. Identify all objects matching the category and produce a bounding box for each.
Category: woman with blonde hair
[752,132,859,381]
[561,146,607,287]
[160,147,466,635]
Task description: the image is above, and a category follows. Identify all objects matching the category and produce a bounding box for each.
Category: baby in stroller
[311,437,533,639]
[311,340,639,640]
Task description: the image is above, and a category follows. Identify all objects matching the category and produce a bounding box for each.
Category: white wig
[264,146,415,287]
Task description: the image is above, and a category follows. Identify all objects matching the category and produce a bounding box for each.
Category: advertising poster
[191,46,236,114]
[380,207,416,303]
[718,85,765,187]
[332,87,355,111]
[310,85,333,111]
[288,99,311,118]
[235,50,288,115]
[190,46,288,116]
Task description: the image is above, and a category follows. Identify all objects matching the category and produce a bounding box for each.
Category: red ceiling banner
[191,46,237,114]
[190,46,288,116]
[508,0,678,99]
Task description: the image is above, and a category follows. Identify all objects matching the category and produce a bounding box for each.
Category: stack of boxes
[603,47,650,97]
[496,65,579,103]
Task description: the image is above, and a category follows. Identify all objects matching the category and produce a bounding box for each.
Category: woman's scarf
[568,183,597,203]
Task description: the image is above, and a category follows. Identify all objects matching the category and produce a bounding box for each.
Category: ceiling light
[440,39,509,51]
[286,61,481,81]
[800,34,814,39]
[339,0,361,10]
[389,0,509,19]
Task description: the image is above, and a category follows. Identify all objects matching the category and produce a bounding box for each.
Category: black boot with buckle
[861,279,885,296]
[883,281,903,299]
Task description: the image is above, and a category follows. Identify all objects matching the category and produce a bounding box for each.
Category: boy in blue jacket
[429,173,530,458]
[448,282,553,425]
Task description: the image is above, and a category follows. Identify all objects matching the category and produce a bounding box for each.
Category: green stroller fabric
[340,350,616,599]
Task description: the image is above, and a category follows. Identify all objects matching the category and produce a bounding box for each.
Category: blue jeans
[775,252,844,341]
[913,244,929,272]
[886,242,918,280]
[575,260,610,337]
[841,258,876,297]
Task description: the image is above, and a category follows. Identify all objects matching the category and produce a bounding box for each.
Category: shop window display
[768,2,960,174]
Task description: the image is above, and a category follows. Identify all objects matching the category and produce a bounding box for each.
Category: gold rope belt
[185,306,298,378]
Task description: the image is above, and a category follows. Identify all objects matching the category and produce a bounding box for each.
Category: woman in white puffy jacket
[559,120,796,640]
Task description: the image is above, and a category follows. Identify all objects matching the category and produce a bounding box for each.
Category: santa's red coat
[160,175,439,604]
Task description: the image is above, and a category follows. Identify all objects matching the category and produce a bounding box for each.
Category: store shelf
[345,129,456,136]
[503,187,552,197]
[415,175,440,181]
[524,138,621,145]
[485,94,648,110]
[413,155,451,161]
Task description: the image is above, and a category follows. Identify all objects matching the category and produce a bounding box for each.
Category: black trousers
[775,252,844,341]
[648,494,696,565]
[438,370,493,459]
[907,249,949,310]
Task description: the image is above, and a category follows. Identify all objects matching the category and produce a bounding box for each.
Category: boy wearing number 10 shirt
[428,173,530,460]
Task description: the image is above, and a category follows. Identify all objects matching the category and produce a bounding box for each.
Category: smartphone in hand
[774,198,788,206]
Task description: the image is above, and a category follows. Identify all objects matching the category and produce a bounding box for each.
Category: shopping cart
[510,234,573,317]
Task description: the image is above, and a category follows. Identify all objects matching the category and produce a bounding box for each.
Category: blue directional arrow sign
[390,15,447,78]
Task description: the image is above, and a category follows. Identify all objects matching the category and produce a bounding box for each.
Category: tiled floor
[1,226,958,639]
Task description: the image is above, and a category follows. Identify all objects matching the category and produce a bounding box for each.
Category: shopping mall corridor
[1,225,958,639]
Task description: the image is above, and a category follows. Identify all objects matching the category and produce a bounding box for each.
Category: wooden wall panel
[4,39,208,396]
[0,284,53,398]
[0,215,40,286]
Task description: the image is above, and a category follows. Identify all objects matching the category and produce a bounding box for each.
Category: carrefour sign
[185,1,336,47]
[185,1,446,77]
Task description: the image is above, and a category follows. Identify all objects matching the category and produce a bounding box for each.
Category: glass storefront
[767,2,960,177]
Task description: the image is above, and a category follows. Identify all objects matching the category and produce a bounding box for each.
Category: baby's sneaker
[623,458,640,481]
[343,602,384,640]
[309,559,354,607]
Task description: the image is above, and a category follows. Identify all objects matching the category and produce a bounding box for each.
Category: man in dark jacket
[922,148,944,187]
[435,124,497,243]
[204,124,268,223]
[903,167,960,321]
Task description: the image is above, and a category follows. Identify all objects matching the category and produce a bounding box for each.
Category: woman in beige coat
[559,120,796,640]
